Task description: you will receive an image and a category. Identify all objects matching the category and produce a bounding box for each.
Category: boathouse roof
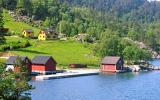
[6,56,28,65]
[101,56,121,65]
[32,56,57,65]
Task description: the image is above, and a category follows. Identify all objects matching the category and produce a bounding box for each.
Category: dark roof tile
[101,56,121,64]
[32,56,57,65]
[6,56,28,65]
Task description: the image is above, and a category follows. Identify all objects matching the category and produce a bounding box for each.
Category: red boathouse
[101,56,124,72]
[31,56,57,74]
[6,56,32,73]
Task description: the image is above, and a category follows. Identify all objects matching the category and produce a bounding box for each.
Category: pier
[35,69,100,80]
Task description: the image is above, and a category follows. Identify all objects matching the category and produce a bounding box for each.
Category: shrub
[0,40,31,51]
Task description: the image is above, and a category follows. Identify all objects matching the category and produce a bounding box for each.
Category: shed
[31,56,57,74]
[38,29,59,40]
[101,56,124,72]
[22,29,34,37]
[6,56,32,72]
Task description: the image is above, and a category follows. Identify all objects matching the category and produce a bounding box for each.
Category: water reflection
[30,71,160,100]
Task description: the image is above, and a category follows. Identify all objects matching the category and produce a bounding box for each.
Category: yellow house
[22,29,34,37]
[38,31,46,40]
[38,29,58,40]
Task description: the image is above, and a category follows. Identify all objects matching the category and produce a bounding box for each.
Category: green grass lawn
[5,36,27,43]
[9,39,99,66]
[0,58,7,64]
[3,10,40,36]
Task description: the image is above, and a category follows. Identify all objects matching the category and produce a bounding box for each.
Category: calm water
[30,60,160,100]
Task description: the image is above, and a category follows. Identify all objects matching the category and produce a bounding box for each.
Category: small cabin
[101,56,124,72]
[31,56,57,74]
[38,29,59,40]
[6,56,32,72]
[22,29,34,37]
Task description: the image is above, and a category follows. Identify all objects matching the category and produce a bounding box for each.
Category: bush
[0,40,31,51]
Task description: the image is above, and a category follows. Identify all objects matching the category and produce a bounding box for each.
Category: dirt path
[0,52,16,57]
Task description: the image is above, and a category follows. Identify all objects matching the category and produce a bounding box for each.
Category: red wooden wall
[101,64,116,72]
[31,58,56,72]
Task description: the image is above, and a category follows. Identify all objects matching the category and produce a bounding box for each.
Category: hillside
[3,10,40,36]
[6,37,99,66]
[0,0,156,65]
[63,0,160,22]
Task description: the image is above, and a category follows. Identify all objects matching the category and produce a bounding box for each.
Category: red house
[31,56,57,74]
[6,56,32,73]
[101,56,124,72]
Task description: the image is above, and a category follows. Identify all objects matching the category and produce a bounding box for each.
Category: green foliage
[0,7,3,28]
[0,7,5,44]
[14,56,28,72]
[1,0,17,10]
[0,63,31,100]
[123,45,151,64]
[56,20,71,36]
[95,29,122,57]
[0,39,31,52]
[95,28,152,64]
[1,0,159,65]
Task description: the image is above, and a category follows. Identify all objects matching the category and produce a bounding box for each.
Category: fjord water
[30,60,160,100]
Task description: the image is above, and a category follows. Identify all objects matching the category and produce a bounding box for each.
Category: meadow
[2,10,99,68]
[3,10,40,36]
[0,58,6,64]
[8,38,99,67]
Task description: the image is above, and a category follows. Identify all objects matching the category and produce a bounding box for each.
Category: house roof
[42,29,55,33]
[6,56,28,65]
[101,56,121,65]
[32,56,57,65]
[24,29,33,33]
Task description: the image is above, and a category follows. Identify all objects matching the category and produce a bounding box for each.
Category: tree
[0,7,3,28]
[0,57,32,99]
[56,20,71,36]
[1,0,17,10]
[123,45,151,64]
[70,23,78,36]
[0,7,5,44]
[16,0,32,16]
[16,0,25,15]
[95,29,122,57]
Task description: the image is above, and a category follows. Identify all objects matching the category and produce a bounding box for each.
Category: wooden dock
[152,67,160,70]
[35,69,100,80]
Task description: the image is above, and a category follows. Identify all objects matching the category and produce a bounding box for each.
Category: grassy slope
[3,10,40,36]
[0,58,6,63]
[9,39,99,66]
[2,10,99,67]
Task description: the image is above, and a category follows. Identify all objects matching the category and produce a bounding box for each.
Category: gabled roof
[101,56,121,65]
[24,29,33,33]
[43,29,55,33]
[32,56,57,65]
[6,56,28,65]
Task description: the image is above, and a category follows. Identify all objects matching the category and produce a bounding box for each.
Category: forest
[1,0,160,63]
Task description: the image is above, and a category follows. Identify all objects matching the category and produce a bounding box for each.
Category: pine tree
[0,7,5,44]
[0,6,3,28]
[16,0,26,15]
